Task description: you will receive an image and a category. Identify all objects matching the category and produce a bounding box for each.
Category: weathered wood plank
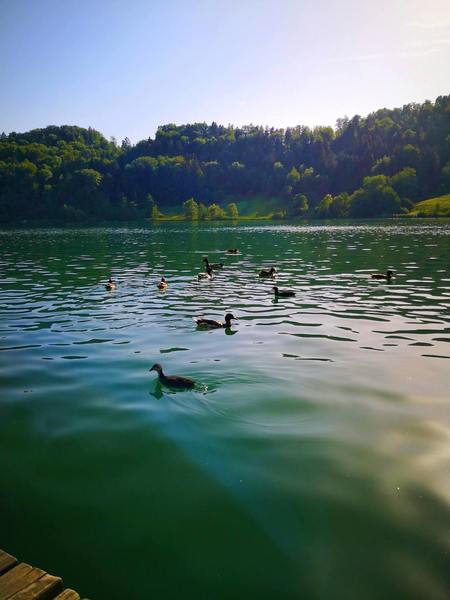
[53,590,81,600]
[8,572,63,600]
[0,549,18,575]
[0,563,46,599]
[0,551,85,600]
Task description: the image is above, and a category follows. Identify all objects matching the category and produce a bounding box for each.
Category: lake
[0,220,449,599]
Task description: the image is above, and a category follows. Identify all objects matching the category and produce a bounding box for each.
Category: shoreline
[1,215,449,228]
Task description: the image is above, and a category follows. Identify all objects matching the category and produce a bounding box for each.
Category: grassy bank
[154,194,285,221]
[154,214,274,222]
[226,194,285,217]
[407,194,450,217]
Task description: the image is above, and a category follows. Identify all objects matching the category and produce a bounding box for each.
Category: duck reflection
[224,327,237,335]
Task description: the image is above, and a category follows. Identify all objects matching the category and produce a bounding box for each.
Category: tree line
[0,95,448,222]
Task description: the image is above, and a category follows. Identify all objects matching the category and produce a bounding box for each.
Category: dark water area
[0,220,449,599]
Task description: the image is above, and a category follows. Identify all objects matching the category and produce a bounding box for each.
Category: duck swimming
[371,269,394,280]
[272,286,295,297]
[150,363,195,389]
[259,267,277,278]
[198,266,213,280]
[194,313,237,329]
[227,248,239,254]
[157,277,167,290]
[203,257,224,270]
[105,277,116,290]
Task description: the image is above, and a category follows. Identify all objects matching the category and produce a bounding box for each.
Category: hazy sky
[1,0,449,142]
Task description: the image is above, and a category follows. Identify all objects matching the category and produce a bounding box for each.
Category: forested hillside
[0,95,449,222]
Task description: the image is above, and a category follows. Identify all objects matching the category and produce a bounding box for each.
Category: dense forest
[0,95,449,222]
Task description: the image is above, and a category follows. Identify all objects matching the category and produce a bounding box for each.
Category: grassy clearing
[154,214,273,222]
[408,194,450,217]
[226,194,284,217]
[153,214,185,221]
[155,194,285,221]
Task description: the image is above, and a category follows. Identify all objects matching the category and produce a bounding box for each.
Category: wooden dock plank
[0,551,85,600]
[9,572,63,600]
[0,550,18,576]
[53,590,81,600]
[0,563,46,599]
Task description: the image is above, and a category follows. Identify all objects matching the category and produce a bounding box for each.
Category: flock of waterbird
[105,248,395,389]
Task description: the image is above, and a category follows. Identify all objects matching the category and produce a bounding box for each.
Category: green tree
[151,203,162,219]
[121,137,131,150]
[74,168,102,193]
[290,194,309,216]
[141,193,155,218]
[315,194,333,218]
[397,144,420,168]
[207,203,227,220]
[371,155,392,175]
[183,197,199,220]
[198,203,208,220]
[350,175,401,217]
[330,193,351,218]
[391,168,418,200]
[286,167,300,191]
[227,202,239,219]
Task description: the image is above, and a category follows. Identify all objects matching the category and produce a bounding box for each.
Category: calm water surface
[0,220,449,599]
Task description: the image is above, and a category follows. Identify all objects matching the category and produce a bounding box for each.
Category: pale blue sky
[1,0,449,142]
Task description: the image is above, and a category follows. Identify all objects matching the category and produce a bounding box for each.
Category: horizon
[1,0,450,142]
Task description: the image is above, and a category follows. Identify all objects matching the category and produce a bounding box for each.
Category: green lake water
[0,220,449,599]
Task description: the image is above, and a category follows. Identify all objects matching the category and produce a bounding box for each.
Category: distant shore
[2,215,450,229]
